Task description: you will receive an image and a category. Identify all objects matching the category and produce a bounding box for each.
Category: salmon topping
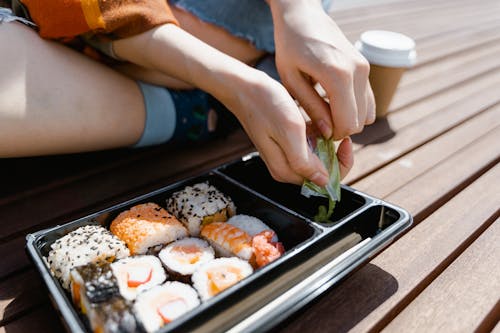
[207,267,243,296]
[172,244,202,264]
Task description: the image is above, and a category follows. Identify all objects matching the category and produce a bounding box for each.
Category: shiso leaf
[301,137,341,223]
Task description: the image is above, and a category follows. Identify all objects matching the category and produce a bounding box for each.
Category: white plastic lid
[355,30,417,68]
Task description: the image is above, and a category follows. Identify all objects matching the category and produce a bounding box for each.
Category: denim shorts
[171,0,332,53]
[0,7,35,26]
[2,1,332,54]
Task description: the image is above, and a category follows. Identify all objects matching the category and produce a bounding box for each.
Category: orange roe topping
[110,203,186,254]
[252,230,285,268]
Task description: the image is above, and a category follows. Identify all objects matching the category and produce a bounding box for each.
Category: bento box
[26,152,412,333]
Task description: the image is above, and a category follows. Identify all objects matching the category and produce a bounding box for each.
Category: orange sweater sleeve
[20,0,179,39]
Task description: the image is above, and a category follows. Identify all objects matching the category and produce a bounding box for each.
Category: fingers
[280,69,333,139]
[365,81,376,125]
[256,132,328,186]
[353,59,370,129]
[322,71,359,140]
[336,136,354,180]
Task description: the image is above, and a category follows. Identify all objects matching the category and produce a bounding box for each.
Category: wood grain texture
[383,219,500,333]
[345,85,500,184]
[0,237,30,281]
[351,69,500,151]
[390,42,500,111]
[0,306,65,333]
[384,129,500,222]
[0,131,252,241]
[277,164,500,333]
[0,270,47,326]
[353,107,500,198]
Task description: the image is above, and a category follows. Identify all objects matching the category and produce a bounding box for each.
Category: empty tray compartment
[217,155,368,223]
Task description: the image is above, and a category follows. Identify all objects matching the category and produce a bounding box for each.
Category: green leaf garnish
[302,137,341,223]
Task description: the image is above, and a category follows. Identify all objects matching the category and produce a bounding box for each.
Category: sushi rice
[192,257,253,302]
[111,255,167,301]
[46,225,130,290]
[158,237,215,279]
[227,214,279,242]
[134,281,200,333]
[166,182,236,236]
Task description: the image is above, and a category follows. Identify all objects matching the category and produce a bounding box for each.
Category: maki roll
[158,237,215,282]
[87,296,143,333]
[70,262,119,313]
[192,257,253,301]
[46,225,130,289]
[167,182,236,236]
[110,203,188,255]
[134,281,200,333]
[200,222,254,262]
[70,261,144,333]
[111,255,167,300]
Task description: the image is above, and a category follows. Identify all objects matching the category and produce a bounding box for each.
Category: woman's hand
[269,0,375,140]
[223,70,353,185]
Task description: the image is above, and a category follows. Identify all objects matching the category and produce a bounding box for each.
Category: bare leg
[0,22,145,157]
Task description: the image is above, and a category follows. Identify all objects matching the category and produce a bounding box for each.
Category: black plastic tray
[26,153,412,333]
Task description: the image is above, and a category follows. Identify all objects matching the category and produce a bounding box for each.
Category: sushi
[46,225,130,289]
[200,222,254,262]
[166,182,236,236]
[87,296,143,333]
[191,257,253,301]
[134,281,200,333]
[110,203,188,255]
[70,262,119,313]
[158,237,215,282]
[252,230,285,268]
[227,215,285,267]
[227,214,279,242]
[111,255,167,300]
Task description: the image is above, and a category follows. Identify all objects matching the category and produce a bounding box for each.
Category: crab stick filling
[127,265,152,288]
[157,298,188,324]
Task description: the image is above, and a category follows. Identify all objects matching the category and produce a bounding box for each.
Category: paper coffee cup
[355,30,416,118]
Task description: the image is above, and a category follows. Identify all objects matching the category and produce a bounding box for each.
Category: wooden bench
[1,0,499,332]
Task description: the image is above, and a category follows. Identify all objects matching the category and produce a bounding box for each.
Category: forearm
[112,24,258,114]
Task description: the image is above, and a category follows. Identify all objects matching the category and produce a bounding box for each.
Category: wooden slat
[390,43,500,111]
[277,164,500,333]
[0,270,46,326]
[383,219,500,333]
[413,23,500,66]
[345,85,500,184]
[353,108,500,198]
[0,237,30,280]
[351,68,500,151]
[399,41,500,88]
[331,0,453,22]
[341,2,500,44]
[384,131,499,222]
[0,306,65,333]
[0,131,253,241]
[492,321,500,333]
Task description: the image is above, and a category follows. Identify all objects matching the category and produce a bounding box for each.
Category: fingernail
[318,120,332,139]
[310,171,329,186]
